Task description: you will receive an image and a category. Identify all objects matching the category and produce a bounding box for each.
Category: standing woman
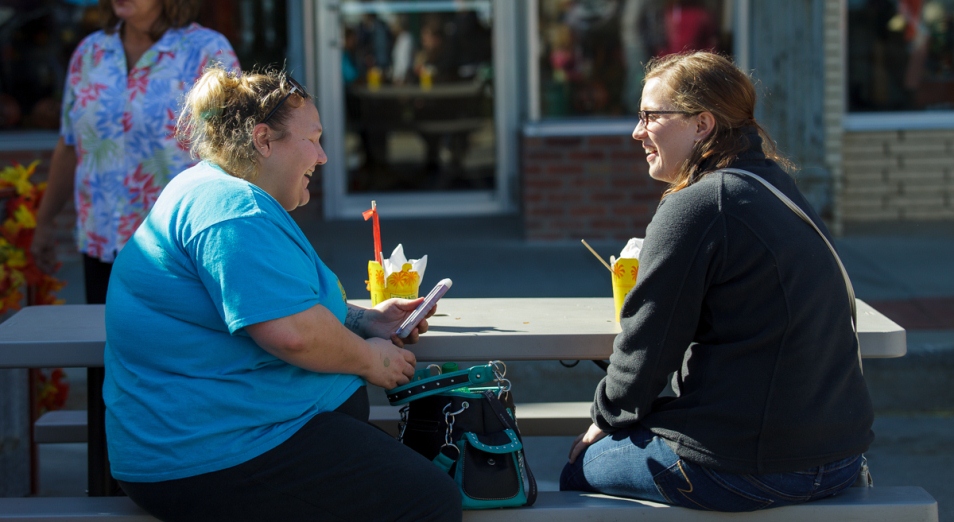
[32,0,239,304]
[561,51,874,512]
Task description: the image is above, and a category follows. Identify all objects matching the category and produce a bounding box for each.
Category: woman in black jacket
[560,51,873,512]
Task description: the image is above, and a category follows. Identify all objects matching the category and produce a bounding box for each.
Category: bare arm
[245,303,417,390]
[344,298,434,345]
[32,137,77,272]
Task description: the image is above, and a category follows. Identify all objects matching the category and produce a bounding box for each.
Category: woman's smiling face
[632,77,703,184]
[255,102,326,211]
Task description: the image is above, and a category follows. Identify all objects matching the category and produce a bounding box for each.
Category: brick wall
[842,130,954,221]
[521,134,665,242]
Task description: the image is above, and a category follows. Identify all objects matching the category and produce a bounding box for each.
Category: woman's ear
[694,111,716,142]
[252,123,273,158]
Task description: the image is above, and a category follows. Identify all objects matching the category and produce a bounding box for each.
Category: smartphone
[394,278,453,338]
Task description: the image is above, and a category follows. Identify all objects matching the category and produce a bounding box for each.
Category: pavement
[28,207,954,520]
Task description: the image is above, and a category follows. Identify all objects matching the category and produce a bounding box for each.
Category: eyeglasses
[637,110,693,125]
[262,76,309,124]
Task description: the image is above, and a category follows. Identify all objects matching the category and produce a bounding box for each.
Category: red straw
[362,201,383,265]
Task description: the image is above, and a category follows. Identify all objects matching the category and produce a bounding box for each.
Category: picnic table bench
[0,487,938,521]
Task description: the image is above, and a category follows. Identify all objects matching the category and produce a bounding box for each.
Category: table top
[0,304,105,368]
[0,298,906,368]
[363,298,906,362]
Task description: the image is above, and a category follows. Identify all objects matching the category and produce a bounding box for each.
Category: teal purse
[387,362,537,510]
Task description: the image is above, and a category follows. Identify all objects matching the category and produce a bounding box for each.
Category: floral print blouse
[61,23,239,262]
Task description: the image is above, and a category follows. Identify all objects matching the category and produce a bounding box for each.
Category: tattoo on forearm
[383,357,390,368]
[345,307,365,334]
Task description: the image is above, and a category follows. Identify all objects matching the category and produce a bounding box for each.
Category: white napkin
[612,237,643,265]
[383,244,428,281]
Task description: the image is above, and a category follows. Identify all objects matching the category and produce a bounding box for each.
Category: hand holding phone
[394,278,452,338]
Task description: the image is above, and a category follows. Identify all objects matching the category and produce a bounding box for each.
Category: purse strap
[719,168,863,372]
[386,363,499,405]
[482,390,538,506]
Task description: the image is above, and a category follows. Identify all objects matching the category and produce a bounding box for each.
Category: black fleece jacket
[592,129,874,474]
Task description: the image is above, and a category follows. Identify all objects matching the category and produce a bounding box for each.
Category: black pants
[83,254,113,304]
[119,388,462,522]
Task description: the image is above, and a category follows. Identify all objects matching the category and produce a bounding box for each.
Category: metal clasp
[441,401,469,450]
[491,360,511,398]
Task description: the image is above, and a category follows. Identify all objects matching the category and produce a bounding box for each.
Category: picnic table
[0,298,906,496]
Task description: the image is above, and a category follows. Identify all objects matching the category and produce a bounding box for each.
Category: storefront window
[848,0,954,112]
[536,0,733,118]
[339,0,496,193]
[197,0,288,72]
[0,0,288,133]
[0,1,99,131]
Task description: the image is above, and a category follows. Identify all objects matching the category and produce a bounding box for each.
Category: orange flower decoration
[0,160,66,315]
[612,263,626,279]
[35,367,71,415]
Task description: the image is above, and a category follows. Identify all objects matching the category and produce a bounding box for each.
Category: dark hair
[177,66,311,181]
[99,0,202,41]
[643,51,794,196]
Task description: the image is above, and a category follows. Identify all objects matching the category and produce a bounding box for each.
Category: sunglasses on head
[262,76,309,124]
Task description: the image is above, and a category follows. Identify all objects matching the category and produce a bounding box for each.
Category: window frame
[311,0,519,219]
[843,112,954,132]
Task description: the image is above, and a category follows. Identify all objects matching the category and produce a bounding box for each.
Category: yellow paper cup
[385,263,421,300]
[367,261,388,306]
[611,258,639,322]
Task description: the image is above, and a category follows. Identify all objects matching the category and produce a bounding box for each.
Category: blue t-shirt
[103,161,362,482]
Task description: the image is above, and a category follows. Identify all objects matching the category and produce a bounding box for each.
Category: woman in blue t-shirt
[103,66,461,522]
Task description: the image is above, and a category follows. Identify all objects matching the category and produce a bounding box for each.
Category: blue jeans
[560,425,863,512]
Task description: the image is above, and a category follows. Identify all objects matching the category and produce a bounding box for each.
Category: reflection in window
[537,0,732,118]
[340,4,493,89]
[0,0,287,133]
[339,1,496,193]
[848,0,954,112]
[0,2,101,131]
[198,0,288,71]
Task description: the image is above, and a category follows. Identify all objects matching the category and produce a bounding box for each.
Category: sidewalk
[33,211,954,520]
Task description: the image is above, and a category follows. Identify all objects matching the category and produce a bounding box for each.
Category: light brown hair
[643,51,794,196]
[176,66,310,181]
[99,0,202,41]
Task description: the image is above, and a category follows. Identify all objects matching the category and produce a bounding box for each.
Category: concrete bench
[34,410,89,444]
[33,402,594,443]
[370,402,593,437]
[31,406,938,521]
[0,487,938,521]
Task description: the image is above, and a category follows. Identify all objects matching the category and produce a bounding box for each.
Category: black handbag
[386,361,537,510]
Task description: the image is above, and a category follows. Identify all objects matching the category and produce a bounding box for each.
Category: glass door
[315,0,513,219]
